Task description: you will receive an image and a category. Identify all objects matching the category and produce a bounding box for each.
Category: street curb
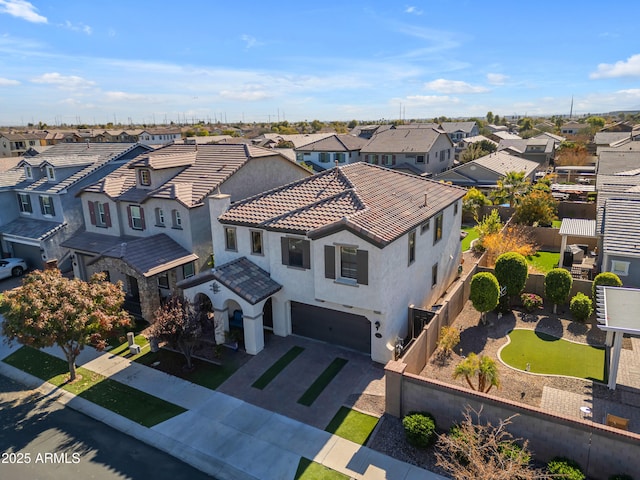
[0,360,260,480]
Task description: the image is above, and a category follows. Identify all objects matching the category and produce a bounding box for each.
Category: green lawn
[552,220,562,228]
[3,346,186,427]
[294,458,349,480]
[134,347,238,390]
[500,329,606,381]
[525,251,560,273]
[297,358,348,406]
[252,346,304,390]
[325,406,378,445]
[108,334,150,361]
[461,226,479,251]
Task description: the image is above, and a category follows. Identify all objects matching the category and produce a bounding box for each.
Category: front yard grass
[108,334,150,361]
[525,251,560,273]
[500,329,606,381]
[3,346,186,427]
[325,406,378,445]
[294,457,349,480]
[134,347,237,390]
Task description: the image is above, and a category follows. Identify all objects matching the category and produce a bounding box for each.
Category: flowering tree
[1,269,130,382]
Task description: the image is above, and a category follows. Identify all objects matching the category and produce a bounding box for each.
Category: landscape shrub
[437,326,460,358]
[495,252,529,298]
[520,293,543,312]
[544,268,573,313]
[569,292,593,322]
[546,457,585,480]
[402,412,437,448]
[469,272,500,323]
[592,272,623,300]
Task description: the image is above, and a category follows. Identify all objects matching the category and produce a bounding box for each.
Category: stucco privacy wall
[385,366,640,479]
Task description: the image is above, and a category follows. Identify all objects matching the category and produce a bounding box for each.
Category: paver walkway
[0,338,446,480]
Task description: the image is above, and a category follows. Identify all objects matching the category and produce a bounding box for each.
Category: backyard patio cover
[557,218,596,268]
[596,285,640,389]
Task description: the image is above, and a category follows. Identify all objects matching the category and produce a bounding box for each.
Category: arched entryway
[194,293,215,335]
[263,298,273,331]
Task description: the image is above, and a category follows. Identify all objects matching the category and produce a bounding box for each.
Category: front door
[127,275,140,302]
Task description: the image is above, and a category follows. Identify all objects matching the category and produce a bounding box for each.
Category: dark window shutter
[392,155,396,165]
[104,203,111,227]
[39,196,45,215]
[356,249,368,285]
[88,201,96,225]
[324,245,335,279]
[302,240,311,269]
[281,237,289,265]
[140,207,146,230]
[127,206,133,228]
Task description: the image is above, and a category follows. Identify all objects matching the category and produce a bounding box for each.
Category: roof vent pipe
[424,192,428,206]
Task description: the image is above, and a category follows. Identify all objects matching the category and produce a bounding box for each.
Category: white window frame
[172,210,182,229]
[225,227,237,251]
[250,230,263,255]
[46,166,55,181]
[40,195,54,216]
[156,208,165,226]
[339,246,358,281]
[130,205,143,230]
[24,165,33,179]
[18,193,32,213]
[96,202,107,227]
[183,262,195,279]
[139,169,151,186]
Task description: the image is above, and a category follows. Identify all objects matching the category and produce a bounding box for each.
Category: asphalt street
[0,374,215,479]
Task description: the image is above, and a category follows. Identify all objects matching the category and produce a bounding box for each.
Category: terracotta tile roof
[220,163,466,247]
[82,144,290,207]
[88,233,198,277]
[211,257,282,305]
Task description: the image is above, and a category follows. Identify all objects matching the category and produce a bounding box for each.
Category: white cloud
[424,79,488,94]
[219,89,272,101]
[61,20,92,35]
[405,95,460,106]
[31,72,96,90]
[241,34,263,49]
[0,0,46,23]
[487,73,508,85]
[590,54,640,79]
[405,6,423,15]
[0,77,20,86]
[103,91,147,102]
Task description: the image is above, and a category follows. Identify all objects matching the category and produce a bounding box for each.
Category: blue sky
[1,0,639,126]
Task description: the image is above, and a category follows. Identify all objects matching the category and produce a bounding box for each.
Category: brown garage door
[291,302,371,354]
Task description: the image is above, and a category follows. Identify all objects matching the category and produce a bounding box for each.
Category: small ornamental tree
[469,272,500,324]
[592,272,623,300]
[463,187,491,219]
[436,407,546,480]
[453,353,500,393]
[570,293,593,322]
[512,190,558,227]
[1,269,130,382]
[544,268,573,314]
[151,295,204,370]
[494,252,529,303]
[474,209,503,250]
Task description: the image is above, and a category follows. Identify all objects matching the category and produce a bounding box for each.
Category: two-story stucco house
[62,144,310,321]
[180,163,466,363]
[359,125,455,176]
[0,143,153,270]
[137,128,182,146]
[0,132,44,157]
[295,134,369,172]
[440,121,480,142]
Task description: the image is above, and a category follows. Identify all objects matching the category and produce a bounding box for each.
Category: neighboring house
[137,128,182,146]
[491,131,521,141]
[0,132,43,157]
[180,163,466,363]
[440,121,479,142]
[432,151,539,189]
[63,144,311,321]
[600,198,640,287]
[560,121,588,135]
[498,137,556,165]
[295,134,369,171]
[0,143,153,270]
[535,131,565,146]
[256,133,334,149]
[456,135,498,160]
[360,125,454,176]
[93,130,142,143]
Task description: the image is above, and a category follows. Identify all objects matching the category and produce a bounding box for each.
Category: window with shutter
[88,201,96,225]
[129,205,143,230]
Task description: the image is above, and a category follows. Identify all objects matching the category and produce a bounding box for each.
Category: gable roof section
[211,257,282,305]
[602,199,640,257]
[597,149,640,175]
[440,121,477,134]
[360,127,447,154]
[473,151,539,177]
[219,163,466,247]
[82,144,300,208]
[296,134,368,152]
[0,217,65,241]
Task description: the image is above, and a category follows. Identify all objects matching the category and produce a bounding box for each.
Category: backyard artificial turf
[3,346,186,427]
[525,251,560,273]
[294,457,349,480]
[297,357,348,406]
[325,406,379,445]
[500,329,606,382]
[252,345,304,390]
[461,226,479,252]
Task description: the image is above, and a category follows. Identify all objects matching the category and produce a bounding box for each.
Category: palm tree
[491,171,531,207]
[453,353,500,393]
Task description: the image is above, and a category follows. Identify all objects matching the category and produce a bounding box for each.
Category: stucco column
[608,332,623,390]
[384,360,406,418]
[213,307,228,344]
[558,235,568,267]
[243,312,265,355]
[605,330,614,347]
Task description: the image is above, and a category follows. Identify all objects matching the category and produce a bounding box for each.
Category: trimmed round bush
[470,272,500,317]
[592,272,623,300]
[495,252,529,297]
[547,457,585,480]
[570,292,593,322]
[544,268,573,311]
[402,412,437,448]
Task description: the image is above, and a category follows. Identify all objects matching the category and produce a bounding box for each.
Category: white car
[0,258,27,280]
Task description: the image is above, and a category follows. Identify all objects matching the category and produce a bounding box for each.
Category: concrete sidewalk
[0,340,446,480]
